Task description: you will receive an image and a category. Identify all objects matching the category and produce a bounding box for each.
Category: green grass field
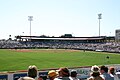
[0,49,120,72]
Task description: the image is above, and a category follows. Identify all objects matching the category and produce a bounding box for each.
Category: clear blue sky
[0,0,120,39]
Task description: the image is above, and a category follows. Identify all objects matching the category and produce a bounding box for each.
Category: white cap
[116,72,120,75]
[91,65,100,72]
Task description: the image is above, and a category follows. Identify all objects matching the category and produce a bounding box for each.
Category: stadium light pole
[98,13,102,37]
[28,16,33,37]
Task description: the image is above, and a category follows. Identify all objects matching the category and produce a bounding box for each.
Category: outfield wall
[0,65,120,80]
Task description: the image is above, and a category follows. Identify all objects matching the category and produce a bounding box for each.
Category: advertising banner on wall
[13,73,27,80]
[0,75,8,80]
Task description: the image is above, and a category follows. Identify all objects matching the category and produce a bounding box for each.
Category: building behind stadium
[115,29,120,42]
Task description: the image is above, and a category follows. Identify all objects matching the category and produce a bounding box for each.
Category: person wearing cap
[115,69,120,79]
[48,70,58,80]
[87,65,104,80]
[69,70,79,80]
[54,67,70,80]
[100,65,114,80]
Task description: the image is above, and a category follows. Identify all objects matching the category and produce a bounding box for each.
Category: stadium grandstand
[0,34,119,53]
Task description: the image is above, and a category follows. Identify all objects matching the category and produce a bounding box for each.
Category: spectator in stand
[28,65,38,80]
[54,67,70,80]
[109,67,115,77]
[69,70,79,80]
[87,65,104,80]
[47,70,58,80]
[18,76,35,80]
[100,65,114,80]
[115,69,120,79]
[18,65,38,80]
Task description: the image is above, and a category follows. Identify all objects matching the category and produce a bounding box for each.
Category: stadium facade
[115,29,120,42]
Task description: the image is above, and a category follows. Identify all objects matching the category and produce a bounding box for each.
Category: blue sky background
[0,0,120,39]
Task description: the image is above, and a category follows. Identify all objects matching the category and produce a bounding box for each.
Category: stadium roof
[16,36,105,41]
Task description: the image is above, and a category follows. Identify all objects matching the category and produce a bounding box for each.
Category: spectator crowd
[16,65,120,80]
[0,40,120,53]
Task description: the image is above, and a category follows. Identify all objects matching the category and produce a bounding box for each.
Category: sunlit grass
[0,49,120,71]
